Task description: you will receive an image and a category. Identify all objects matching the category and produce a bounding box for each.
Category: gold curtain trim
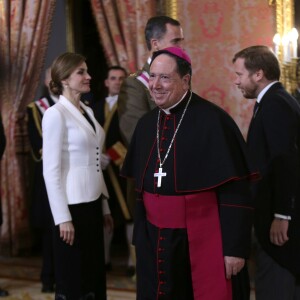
[165,0,178,20]
[270,0,295,38]
[66,0,75,52]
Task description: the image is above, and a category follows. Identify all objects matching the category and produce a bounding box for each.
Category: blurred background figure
[0,117,8,297]
[42,52,113,299]
[293,61,300,102]
[91,66,135,276]
[27,68,56,293]
[118,16,184,147]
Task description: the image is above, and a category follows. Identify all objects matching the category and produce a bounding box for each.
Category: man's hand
[270,218,289,246]
[101,153,111,170]
[224,256,245,279]
[59,221,75,245]
[104,214,114,233]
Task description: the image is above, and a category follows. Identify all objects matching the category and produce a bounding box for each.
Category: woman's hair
[49,52,86,96]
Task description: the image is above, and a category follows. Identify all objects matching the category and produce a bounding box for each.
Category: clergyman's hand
[224,256,245,279]
[270,218,289,246]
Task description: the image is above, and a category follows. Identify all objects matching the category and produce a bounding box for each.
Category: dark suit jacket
[27,95,57,228]
[247,82,300,275]
[91,98,131,225]
[0,117,6,225]
[293,88,300,104]
[27,95,56,159]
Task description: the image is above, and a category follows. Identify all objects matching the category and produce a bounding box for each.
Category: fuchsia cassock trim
[143,191,232,300]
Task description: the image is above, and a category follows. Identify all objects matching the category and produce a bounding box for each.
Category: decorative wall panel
[177,0,275,136]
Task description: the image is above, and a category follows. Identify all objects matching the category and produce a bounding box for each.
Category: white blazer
[42,95,109,225]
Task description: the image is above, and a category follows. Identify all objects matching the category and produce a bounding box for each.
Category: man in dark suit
[27,68,57,293]
[0,116,9,297]
[91,66,135,275]
[233,45,300,300]
[294,87,300,102]
[293,61,300,103]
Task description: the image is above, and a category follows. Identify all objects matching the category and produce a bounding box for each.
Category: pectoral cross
[154,167,167,188]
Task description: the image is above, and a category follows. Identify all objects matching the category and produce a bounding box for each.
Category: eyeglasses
[149,73,176,84]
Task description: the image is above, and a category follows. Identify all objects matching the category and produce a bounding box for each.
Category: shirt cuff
[102,198,111,215]
[274,213,291,220]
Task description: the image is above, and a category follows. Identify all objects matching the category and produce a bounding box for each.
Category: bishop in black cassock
[121,47,258,300]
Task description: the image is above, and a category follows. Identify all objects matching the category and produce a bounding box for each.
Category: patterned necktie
[253,102,259,118]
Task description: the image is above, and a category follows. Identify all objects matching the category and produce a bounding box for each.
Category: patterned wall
[177,0,275,137]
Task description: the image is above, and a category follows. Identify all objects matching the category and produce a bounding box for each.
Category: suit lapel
[247,82,282,141]
[82,101,101,137]
[103,103,117,134]
[59,96,98,137]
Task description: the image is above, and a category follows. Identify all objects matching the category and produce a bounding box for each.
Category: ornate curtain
[90,0,156,73]
[0,0,56,255]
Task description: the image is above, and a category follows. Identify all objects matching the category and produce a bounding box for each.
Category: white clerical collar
[257,81,278,104]
[147,57,151,65]
[161,91,188,115]
[105,94,118,110]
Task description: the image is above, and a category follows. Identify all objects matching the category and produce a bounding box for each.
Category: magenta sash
[143,191,232,300]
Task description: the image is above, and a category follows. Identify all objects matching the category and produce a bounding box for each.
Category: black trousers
[53,199,106,300]
[41,225,55,286]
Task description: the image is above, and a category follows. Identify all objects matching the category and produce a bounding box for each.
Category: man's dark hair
[232,45,280,81]
[145,16,181,51]
[151,50,192,82]
[107,65,127,78]
[175,56,192,78]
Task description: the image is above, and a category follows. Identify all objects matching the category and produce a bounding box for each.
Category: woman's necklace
[154,91,192,187]
[66,94,81,112]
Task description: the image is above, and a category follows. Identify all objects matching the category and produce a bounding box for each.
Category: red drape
[90,0,156,73]
[0,0,56,255]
